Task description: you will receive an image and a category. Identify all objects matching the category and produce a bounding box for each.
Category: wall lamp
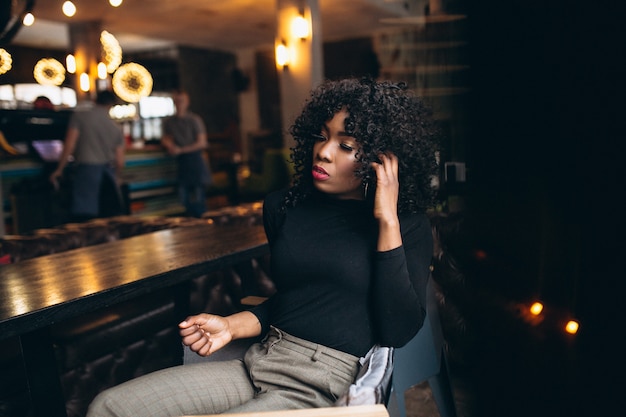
[79,72,90,92]
[65,54,76,74]
[275,40,290,70]
[291,14,310,40]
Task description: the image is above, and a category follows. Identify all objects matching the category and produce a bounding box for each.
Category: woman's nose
[315,141,332,162]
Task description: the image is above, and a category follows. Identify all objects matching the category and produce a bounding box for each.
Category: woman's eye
[312,133,327,141]
[340,143,354,151]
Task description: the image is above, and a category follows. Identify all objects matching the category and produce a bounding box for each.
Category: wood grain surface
[0,223,268,340]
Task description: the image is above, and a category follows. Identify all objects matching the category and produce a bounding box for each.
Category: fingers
[179,314,221,356]
[371,152,399,183]
[179,316,206,342]
[371,152,397,168]
[178,317,196,329]
[180,322,213,354]
[379,152,398,171]
[179,324,200,337]
[190,327,213,355]
[179,313,211,328]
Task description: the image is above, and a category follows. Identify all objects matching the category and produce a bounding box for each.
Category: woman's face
[311,110,363,200]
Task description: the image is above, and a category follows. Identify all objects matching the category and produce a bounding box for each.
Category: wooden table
[0,223,269,417]
[184,404,390,417]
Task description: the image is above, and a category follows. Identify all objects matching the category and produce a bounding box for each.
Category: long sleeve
[249,190,286,335]
[370,212,432,347]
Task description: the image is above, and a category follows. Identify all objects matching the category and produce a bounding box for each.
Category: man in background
[49,90,125,222]
[161,90,211,217]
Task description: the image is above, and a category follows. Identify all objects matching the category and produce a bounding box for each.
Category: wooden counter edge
[181,404,389,417]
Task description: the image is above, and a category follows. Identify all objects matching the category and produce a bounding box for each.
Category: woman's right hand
[179,313,232,356]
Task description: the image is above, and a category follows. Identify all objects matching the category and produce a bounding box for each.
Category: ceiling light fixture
[62,1,77,17]
[0,49,13,75]
[109,0,123,7]
[23,13,35,26]
[101,30,123,73]
[112,63,153,103]
[34,58,66,86]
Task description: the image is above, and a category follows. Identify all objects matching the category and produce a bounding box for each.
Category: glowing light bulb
[65,54,76,74]
[23,13,35,26]
[63,1,77,17]
[291,15,310,39]
[79,73,90,92]
[97,62,107,79]
[109,0,123,7]
[529,302,543,316]
[565,320,579,335]
[275,43,290,68]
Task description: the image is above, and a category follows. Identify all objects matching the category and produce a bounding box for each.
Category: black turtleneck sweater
[251,189,432,357]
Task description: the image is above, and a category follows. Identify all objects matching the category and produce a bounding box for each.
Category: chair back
[388,276,458,417]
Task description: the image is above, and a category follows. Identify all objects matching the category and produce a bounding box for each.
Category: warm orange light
[275,42,290,68]
[23,13,35,26]
[34,58,65,86]
[0,48,13,75]
[97,62,107,79]
[291,15,310,40]
[62,1,77,17]
[529,302,543,316]
[65,54,76,74]
[79,73,90,92]
[565,320,579,335]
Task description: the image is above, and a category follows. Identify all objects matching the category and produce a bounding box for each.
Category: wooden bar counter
[0,223,269,417]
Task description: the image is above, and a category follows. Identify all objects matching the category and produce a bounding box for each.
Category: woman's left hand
[371,152,399,222]
[371,152,402,251]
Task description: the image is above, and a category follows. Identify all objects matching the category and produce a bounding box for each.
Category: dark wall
[323,38,379,80]
[177,46,239,134]
[466,1,623,416]
[254,49,281,134]
[466,1,623,295]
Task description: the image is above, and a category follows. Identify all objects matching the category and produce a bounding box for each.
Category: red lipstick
[312,165,329,181]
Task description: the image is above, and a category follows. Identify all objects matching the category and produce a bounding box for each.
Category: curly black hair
[284,78,441,214]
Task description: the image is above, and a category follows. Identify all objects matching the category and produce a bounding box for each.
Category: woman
[87,78,441,416]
